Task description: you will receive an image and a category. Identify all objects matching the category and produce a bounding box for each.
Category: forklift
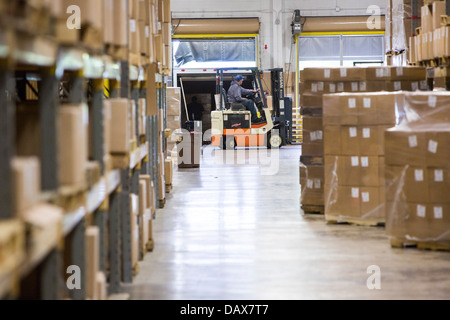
[211,67,287,150]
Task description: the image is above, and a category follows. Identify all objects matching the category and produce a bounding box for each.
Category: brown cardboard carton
[300,165,324,206]
[302,116,323,144]
[323,125,341,156]
[425,131,450,167]
[86,226,99,301]
[360,187,383,219]
[138,98,146,136]
[110,99,131,153]
[376,93,401,126]
[416,31,423,61]
[403,92,450,124]
[338,186,361,218]
[365,67,392,80]
[428,204,450,239]
[301,93,323,108]
[303,68,338,81]
[58,104,88,187]
[165,159,173,186]
[324,156,338,187]
[359,126,380,156]
[357,95,378,125]
[302,142,324,156]
[379,156,386,187]
[422,5,432,33]
[403,166,429,203]
[114,0,129,46]
[166,87,181,116]
[338,156,360,186]
[385,165,406,202]
[12,157,41,217]
[322,94,341,126]
[359,156,380,187]
[390,66,426,80]
[339,95,359,125]
[428,168,450,204]
[340,126,360,155]
[432,1,445,31]
[359,81,385,92]
[96,272,107,301]
[324,184,340,215]
[338,67,367,81]
[385,130,427,166]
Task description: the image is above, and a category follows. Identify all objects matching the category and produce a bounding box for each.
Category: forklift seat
[223,88,246,111]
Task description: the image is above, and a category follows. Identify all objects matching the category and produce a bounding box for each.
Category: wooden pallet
[0,220,25,299]
[390,238,450,251]
[159,198,166,209]
[57,184,87,213]
[165,184,173,193]
[300,155,324,166]
[325,214,385,227]
[301,205,324,215]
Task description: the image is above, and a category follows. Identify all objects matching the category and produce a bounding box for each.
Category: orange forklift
[211,68,284,150]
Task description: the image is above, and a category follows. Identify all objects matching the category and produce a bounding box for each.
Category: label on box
[310,131,317,141]
[396,67,404,76]
[351,82,358,91]
[376,68,384,78]
[318,82,324,91]
[362,128,371,139]
[324,69,331,78]
[434,169,444,182]
[414,169,424,181]
[316,131,323,140]
[351,188,359,198]
[351,156,359,167]
[145,26,150,38]
[348,98,356,109]
[157,22,162,31]
[384,68,391,77]
[314,179,321,189]
[130,20,137,33]
[428,96,437,108]
[361,157,369,167]
[424,33,427,42]
[337,83,344,92]
[434,206,443,219]
[360,82,366,91]
[363,98,371,109]
[307,179,313,189]
[417,205,426,218]
[428,140,438,153]
[329,83,336,93]
[394,81,401,91]
[340,68,347,77]
[408,135,418,148]
[349,127,357,137]
[174,116,180,121]
[411,82,418,91]
[361,192,370,203]
[420,81,427,90]
[311,83,318,92]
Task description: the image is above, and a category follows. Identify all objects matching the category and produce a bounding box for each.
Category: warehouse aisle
[126,146,450,300]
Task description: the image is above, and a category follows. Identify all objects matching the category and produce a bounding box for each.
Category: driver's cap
[235,75,244,82]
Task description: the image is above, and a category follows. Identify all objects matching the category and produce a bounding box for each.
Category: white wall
[172,0,386,70]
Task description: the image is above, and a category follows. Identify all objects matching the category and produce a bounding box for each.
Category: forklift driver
[227,75,263,124]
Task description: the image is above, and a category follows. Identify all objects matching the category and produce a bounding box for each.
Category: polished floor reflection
[126,146,450,300]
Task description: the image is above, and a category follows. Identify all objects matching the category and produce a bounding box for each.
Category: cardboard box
[385,129,427,166]
[324,125,341,156]
[302,116,323,145]
[428,168,450,203]
[12,157,41,217]
[426,131,450,167]
[110,99,131,153]
[422,5,432,33]
[322,94,341,126]
[340,126,360,155]
[138,98,146,136]
[300,164,324,206]
[165,159,173,186]
[302,142,324,156]
[86,226,99,301]
[96,272,107,301]
[359,156,380,187]
[58,104,88,187]
[301,93,322,108]
[359,187,383,219]
[432,1,445,31]
[166,87,181,116]
[114,0,129,46]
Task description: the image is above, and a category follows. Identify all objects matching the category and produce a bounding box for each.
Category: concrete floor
[127,146,450,300]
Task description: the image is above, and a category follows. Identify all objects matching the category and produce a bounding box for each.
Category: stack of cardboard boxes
[166,87,182,155]
[299,66,426,211]
[385,92,450,247]
[322,92,405,225]
[410,1,447,63]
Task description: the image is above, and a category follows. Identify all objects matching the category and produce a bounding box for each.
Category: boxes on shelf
[109,99,131,154]
[322,92,405,225]
[58,104,88,187]
[164,159,173,186]
[385,91,450,248]
[86,226,100,300]
[12,157,41,218]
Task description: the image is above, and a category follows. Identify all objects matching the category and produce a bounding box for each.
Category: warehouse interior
[1,0,450,301]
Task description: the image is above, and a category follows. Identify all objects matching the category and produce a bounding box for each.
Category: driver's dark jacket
[227,80,254,103]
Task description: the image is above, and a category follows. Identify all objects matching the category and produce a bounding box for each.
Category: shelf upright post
[108,190,121,294]
[0,64,14,220]
[39,67,60,191]
[92,79,106,174]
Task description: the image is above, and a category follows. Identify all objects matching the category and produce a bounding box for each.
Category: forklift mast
[270,68,293,144]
